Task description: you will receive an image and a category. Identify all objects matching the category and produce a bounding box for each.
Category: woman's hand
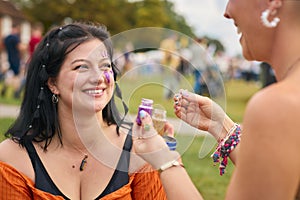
[132,110,179,169]
[174,89,234,142]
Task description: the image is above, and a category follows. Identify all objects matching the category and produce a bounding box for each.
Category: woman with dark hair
[0,22,181,199]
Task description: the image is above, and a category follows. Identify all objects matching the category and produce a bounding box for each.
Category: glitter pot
[136,98,153,126]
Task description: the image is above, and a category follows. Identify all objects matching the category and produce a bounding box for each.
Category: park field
[0,78,259,199]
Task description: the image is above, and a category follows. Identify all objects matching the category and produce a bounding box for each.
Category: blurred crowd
[114,34,276,98]
[1,26,276,100]
[0,22,43,99]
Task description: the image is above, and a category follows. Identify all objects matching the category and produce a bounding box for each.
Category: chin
[93,104,105,113]
[241,44,253,61]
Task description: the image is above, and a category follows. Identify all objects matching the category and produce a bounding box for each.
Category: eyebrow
[71,58,110,65]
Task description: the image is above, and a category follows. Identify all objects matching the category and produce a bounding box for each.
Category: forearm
[159,165,203,200]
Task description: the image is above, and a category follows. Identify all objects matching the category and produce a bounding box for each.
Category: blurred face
[224,0,274,60]
[51,39,114,114]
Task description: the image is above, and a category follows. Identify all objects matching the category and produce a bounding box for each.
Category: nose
[224,3,231,19]
[224,12,230,19]
[90,70,105,85]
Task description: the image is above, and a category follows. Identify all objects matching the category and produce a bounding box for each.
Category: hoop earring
[261,9,280,28]
[52,94,59,104]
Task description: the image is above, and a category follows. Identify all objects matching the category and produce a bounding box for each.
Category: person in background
[260,62,276,88]
[189,37,209,95]
[159,34,181,99]
[29,22,44,58]
[14,22,44,98]
[1,23,25,98]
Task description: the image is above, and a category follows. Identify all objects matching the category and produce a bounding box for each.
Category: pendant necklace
[71,142,96,172]
[71,153,88,171]
[79,154,88,171]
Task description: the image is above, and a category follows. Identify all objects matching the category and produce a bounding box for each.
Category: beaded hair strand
[5,26,75,149]
[18,28,62,148]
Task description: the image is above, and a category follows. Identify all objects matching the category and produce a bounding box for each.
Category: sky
[169,0,242,56]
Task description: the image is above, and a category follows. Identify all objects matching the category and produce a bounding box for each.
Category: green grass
[0,79,259,199]
[178,134,235,200]
[0,118,14,141]
[224,80,259,122]
[117,74,259,122]
[0,84,22,105]
[116,73,194,118]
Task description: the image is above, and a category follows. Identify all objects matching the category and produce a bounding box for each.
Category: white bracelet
[158,160,184,173]
[218,123,239,143]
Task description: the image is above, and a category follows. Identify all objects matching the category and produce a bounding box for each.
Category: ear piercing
[261,9,280,28]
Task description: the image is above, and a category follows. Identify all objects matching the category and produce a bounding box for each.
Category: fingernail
[181,89,189,97]
[174,93,181,99]
[139,110,147,119]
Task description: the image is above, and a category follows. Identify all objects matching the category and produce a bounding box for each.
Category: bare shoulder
[226,83,300,199]
[243,82,300,148]
[0,139,25,161]
[245,82,300,133]
[0,139,34,180]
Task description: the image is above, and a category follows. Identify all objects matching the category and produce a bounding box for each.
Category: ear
[47,77,59,94]
[269,0,283,14]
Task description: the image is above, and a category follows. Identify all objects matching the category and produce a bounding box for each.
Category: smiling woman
[0,22,176,200]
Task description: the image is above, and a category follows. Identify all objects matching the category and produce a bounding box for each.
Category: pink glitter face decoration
[104,71,110,83]
[101,50,109,59]
[104,69,113,84]
[101,49,112,83]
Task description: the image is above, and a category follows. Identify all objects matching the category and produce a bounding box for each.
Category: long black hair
[5,22,128,150]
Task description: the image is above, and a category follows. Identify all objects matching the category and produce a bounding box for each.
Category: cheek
[104,70,114,84]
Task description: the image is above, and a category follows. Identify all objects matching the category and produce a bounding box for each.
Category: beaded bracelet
[211,123,241,175]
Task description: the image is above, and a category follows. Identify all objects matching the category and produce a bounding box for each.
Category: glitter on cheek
[104,71,111,83]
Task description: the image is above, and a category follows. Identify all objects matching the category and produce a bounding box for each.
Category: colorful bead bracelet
[211,123,241,175]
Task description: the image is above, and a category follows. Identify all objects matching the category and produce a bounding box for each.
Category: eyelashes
[73,63,112,71]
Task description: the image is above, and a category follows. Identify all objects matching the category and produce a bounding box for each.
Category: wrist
[217,116,236,143]
[151,150,181,170]
[212,123,241,175]
[158,159,184,174]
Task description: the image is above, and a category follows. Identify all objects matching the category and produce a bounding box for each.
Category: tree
[10,0,225,54]
[10,0,195,37]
